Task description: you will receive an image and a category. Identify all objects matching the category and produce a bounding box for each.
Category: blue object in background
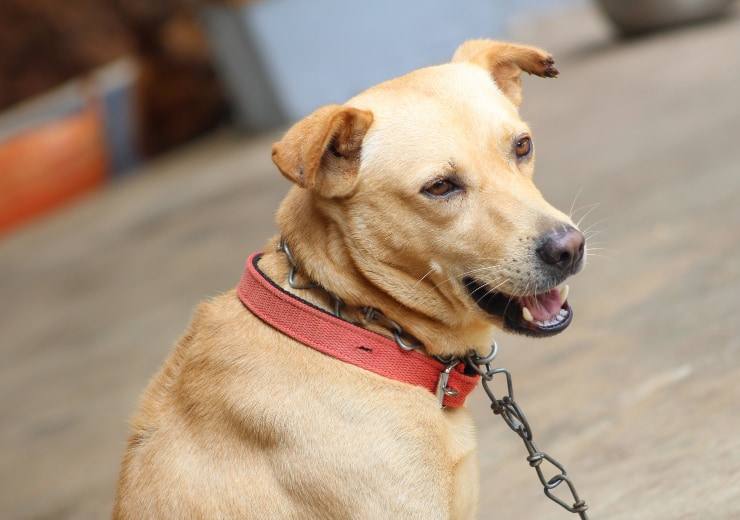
[95,60,140,177]
[202,0,579,130]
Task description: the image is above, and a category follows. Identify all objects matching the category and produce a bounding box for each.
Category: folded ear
[272,105,373,198]
[452,40,558,107]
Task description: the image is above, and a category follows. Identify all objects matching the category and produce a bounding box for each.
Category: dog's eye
[515,136,533,158]
[424,179,459,197]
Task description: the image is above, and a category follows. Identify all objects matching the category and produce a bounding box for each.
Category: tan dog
[113,40,585,519]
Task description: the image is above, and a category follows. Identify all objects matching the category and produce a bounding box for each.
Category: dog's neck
[258,232,497,359]
[276,237,426,351]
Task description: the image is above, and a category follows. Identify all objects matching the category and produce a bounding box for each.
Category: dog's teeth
[559,284,570,303]
[559,309,569,317]
[522,306,534,322]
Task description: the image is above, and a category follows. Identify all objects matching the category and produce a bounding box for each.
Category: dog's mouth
[463,277,572,337]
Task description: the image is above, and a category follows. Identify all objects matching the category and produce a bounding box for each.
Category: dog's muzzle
[465,226,585,337]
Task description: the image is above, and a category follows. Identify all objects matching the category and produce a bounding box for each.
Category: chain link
[467,349,590,519]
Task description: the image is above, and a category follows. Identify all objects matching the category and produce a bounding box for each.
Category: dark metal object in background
[595,0,735,35]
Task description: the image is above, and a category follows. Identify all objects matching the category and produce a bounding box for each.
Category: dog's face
[273,41,585,345]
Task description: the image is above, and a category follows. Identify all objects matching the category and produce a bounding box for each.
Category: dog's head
[272,40,585,355]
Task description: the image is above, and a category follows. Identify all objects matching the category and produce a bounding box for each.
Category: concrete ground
[1,3,739,519]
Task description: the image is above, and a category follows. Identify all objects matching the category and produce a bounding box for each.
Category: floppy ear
[272,105,373,198]
[452,40,558,107]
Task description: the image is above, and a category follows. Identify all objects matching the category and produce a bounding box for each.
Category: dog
[113,40,585,519]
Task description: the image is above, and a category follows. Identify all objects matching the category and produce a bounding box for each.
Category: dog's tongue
[517,288,562,322]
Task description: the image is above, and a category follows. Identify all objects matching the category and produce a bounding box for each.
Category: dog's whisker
[570,198,600,220]
[583,232,606,244]
[471,278,509,303]
[572,200,601,218]
[480,278,508,292]
[412,267,438,290]
[585,247,617,258]
[585,252,614,264]
[462,264,507,276]
[579,215,614,236]
[470,277,508,296]
[585,244,615,251]
[568,188,583,219]
[583,227,605,238]
[502,284,526,317]
[581,241,613,251]
[474,279,509,307]
[433,264,508,290]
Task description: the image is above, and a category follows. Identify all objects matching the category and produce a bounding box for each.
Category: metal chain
[467,349,590,519]
[361,307,424,351]
[278,238,590,517]
[276,239,424,352]
[276,239,320,290]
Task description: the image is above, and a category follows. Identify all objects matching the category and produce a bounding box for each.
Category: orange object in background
[0,106,109,234]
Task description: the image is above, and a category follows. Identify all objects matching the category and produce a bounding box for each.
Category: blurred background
[1,0,738,518]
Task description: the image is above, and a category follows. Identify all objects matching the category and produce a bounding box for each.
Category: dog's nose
[536,226,585,273]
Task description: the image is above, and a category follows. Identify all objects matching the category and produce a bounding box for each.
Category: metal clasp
[435,360,461,407]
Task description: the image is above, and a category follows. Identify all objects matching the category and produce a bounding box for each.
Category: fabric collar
[237,253,478,407]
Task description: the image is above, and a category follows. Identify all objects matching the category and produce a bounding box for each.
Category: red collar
[237,253,478,407]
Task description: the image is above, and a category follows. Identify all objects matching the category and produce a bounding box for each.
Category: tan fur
[114,40,579,519]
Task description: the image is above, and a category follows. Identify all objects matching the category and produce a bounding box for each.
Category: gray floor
[2,4,739,519]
